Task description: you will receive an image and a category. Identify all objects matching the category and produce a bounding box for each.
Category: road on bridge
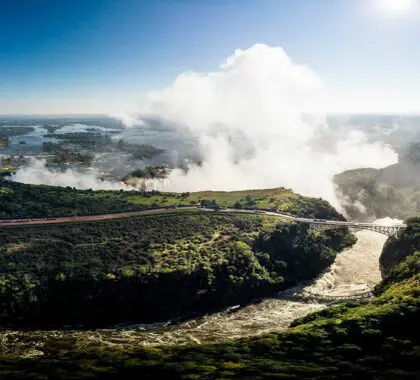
[0,206,407,233]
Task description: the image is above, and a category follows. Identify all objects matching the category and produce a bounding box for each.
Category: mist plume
[134,44,398,209]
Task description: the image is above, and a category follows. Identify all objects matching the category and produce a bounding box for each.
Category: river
[52,228,387,347]
[0,224,394,354]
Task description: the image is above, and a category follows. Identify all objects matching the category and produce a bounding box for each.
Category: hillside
[0,211,354,328]
[1,180,417,379]
[378,217,420,290]
[334,142,420,220]
[0,178,344,220]
[1,218,418,379]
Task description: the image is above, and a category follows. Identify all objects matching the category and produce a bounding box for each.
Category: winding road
[0,206,406,236]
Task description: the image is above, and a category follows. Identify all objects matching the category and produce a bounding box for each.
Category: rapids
[58,229,387,347]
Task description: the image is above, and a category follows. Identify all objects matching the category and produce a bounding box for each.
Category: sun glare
[377,0,418,14]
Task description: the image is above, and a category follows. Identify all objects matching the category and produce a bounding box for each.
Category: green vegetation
[42,132,165,159]
[0,179,345,220]
[0,179,142,218]
[36,131,165,167]
[377,217,420,292]
[0,137,8,147]
[42,124,62,134]
[404,141,420,165]
[0,126,35,138]
[0,168,14,178]
[42,143,94,166]
[0,219,417,379]
[0,212,353,327]
[122,165,170,185]
[334,141,420,220]
[335,167,420,220]
[2,176,415,378]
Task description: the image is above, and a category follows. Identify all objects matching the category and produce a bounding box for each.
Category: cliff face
[377,217,420,291]
[334,164,420,221]
[334,141,420,221]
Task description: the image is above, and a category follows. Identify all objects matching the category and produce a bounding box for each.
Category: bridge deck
[0,206,407,237]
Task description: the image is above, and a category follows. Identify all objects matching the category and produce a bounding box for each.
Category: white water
[56,229,386,347]
[0,229,390,354]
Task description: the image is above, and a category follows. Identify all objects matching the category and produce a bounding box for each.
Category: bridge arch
[307,223,404,238]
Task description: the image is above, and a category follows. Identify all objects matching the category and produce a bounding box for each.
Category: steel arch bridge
[305,221,405,238]
[268,213,407,238]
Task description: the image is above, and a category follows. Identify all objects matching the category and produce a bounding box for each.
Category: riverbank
[1,218,418,379]
[0,229,384,348]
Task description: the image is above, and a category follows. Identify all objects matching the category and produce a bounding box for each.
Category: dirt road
[0,207,198,227]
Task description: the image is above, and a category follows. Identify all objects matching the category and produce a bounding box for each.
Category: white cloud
[10,159,132,190]
[10,159,170,192]
[109,112,144,127]
[133,44,398,209]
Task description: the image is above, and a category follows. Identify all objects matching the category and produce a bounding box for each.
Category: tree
[234,201,243,209]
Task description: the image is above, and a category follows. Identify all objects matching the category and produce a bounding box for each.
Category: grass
[123,188,318,216]
[0,178,345,221]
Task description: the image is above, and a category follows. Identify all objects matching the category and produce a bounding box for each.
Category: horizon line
[1,112,420,118]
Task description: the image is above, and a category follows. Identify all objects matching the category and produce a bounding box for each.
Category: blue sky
[1,0,419,114]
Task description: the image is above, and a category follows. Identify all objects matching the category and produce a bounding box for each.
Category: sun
[377,0,418,14]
